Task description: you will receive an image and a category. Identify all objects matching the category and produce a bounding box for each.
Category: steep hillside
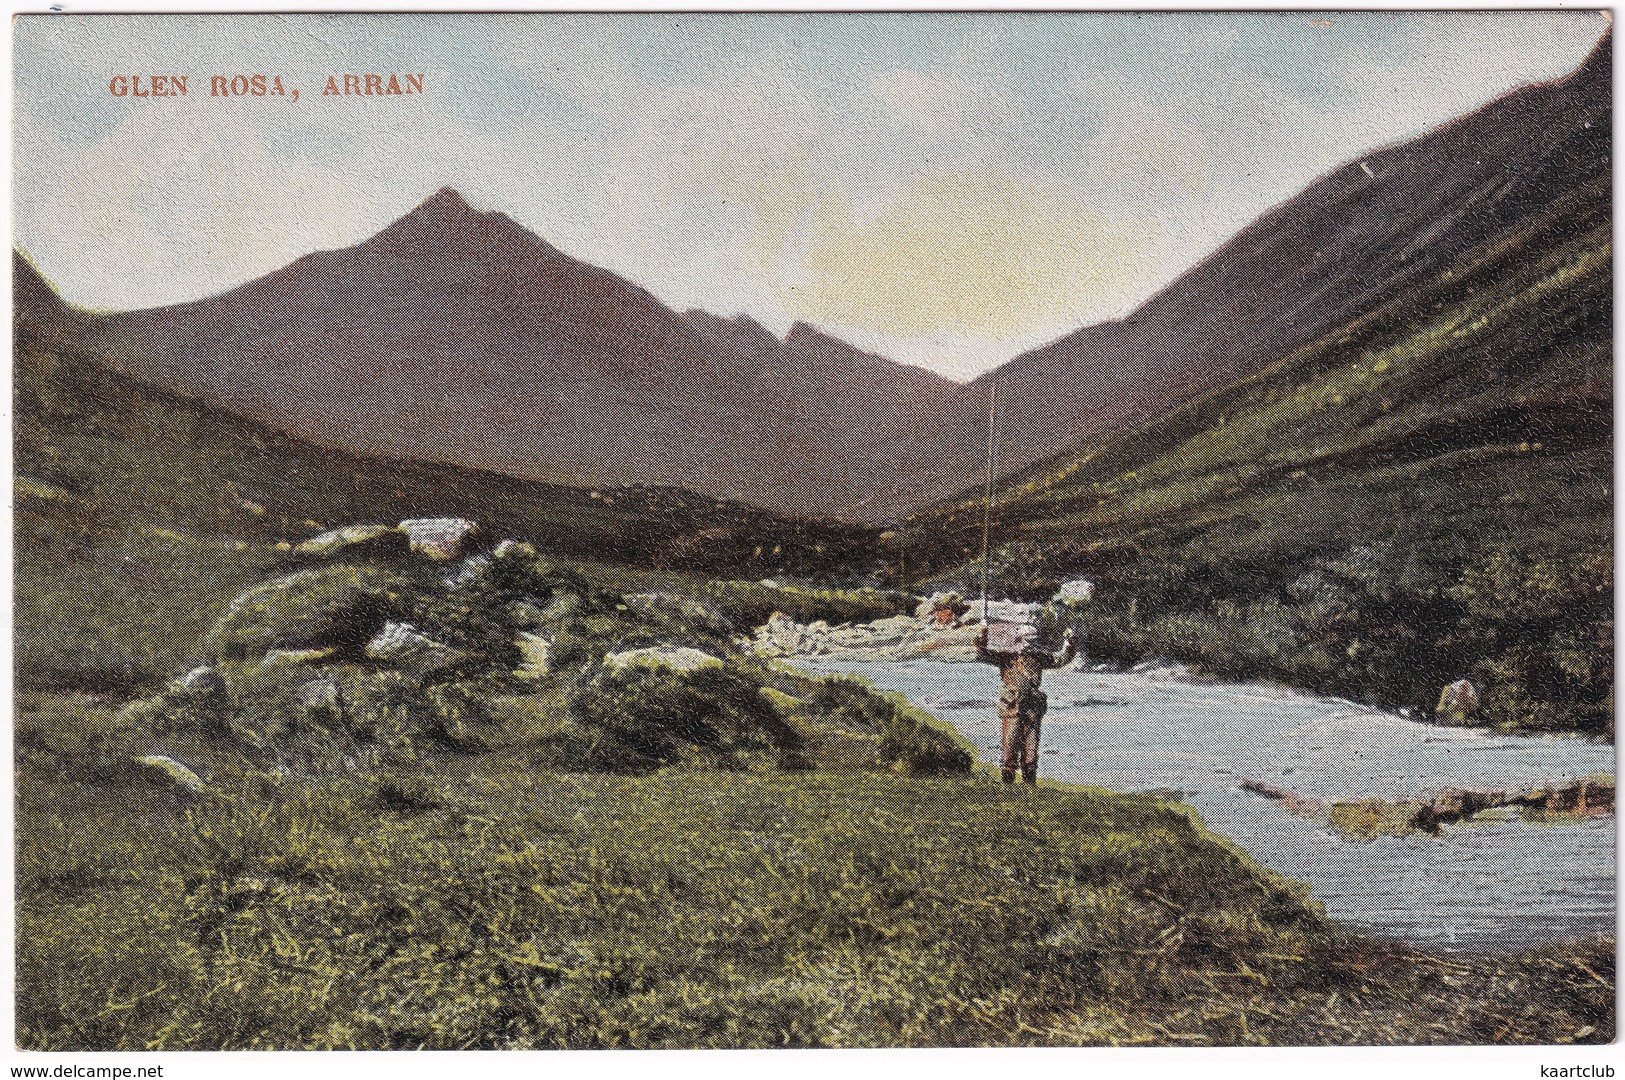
[880,31,1612,517]
[902,152,1612,733]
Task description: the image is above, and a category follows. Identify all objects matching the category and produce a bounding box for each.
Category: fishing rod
[979,380,997,626]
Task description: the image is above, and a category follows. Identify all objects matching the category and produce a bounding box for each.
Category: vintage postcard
[11,9,1615,1058]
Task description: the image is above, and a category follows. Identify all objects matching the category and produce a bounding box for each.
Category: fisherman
[976,616,1077,784]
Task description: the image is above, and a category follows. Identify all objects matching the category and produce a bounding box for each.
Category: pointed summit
[421,185,473,212]
[363,187,559,263]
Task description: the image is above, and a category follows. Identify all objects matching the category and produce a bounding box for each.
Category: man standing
[976,621,1077,784]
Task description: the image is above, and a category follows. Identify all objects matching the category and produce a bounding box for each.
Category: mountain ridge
[887,28,1612,517]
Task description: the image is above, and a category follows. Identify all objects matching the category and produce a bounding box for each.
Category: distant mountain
[35,31,1611,523]
[681,311,957,510]
[888,30,1612,516]
[79,188,937,517]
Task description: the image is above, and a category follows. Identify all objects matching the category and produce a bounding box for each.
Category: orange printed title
[108,73,425,101]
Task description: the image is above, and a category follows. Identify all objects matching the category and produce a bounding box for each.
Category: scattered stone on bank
[294,678,344,724]
[914,591,970,626]
[400,517,478,560]
[493,538,537,561]
[1056,579,1096,602]
[445,554,493,588]
[293,523,407,560]
[1128,659,1196,681]
[172,665,229,705]
[133,754,205,794]
[514,632,552,680]
[364,621,464,672]
[604,646,723,674]
[1436,679,1481,724]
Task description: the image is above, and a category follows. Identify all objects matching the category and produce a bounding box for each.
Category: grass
[17,750,1614,1050]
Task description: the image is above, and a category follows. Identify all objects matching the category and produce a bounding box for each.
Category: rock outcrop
[364,622,464,672]
[604,646,723,674]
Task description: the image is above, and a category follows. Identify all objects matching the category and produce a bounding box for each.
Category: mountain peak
[419,186,475,213]
[397,186,487,230]
[366,187,560,262]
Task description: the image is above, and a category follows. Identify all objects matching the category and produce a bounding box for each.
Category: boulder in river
[1435,679,1480,724]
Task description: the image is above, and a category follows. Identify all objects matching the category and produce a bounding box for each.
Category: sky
[12,10,1610,380]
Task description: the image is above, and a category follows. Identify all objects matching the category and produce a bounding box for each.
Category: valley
[12,24,1614,1052]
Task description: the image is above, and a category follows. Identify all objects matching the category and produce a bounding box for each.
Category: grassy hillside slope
[15,331,891,693]
[905,173,1612,734]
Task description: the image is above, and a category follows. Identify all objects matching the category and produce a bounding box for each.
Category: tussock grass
[17,755,1612,1050]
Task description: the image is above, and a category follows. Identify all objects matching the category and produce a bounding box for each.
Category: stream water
[807,659,1615,953]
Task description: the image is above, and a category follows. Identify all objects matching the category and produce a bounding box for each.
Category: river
[806,658,1615,953]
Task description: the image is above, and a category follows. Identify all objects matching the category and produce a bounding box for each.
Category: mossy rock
[205,565,414,661]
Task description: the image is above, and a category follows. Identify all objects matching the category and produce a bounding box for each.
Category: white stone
[514,632,552,680]
[399,518,478,560]
[1055,579,1096,602]
[364,621,463,671]
[135,754,204,793]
